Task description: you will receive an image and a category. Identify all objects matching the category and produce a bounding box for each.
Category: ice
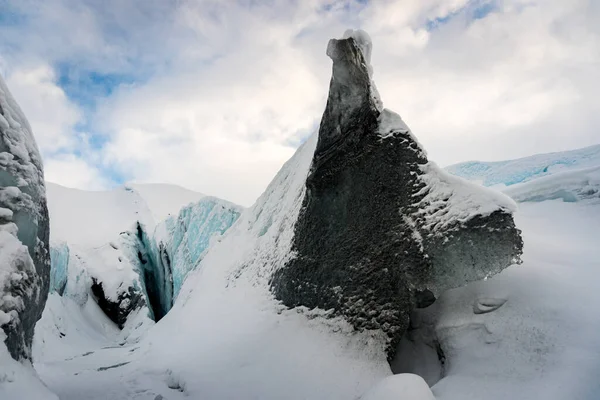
[157,197,242,298]
[341,28,383,110]
[49,242,69,295]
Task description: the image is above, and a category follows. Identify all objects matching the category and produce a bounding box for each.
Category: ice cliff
[0,75,51,361]
[270,31,523,357]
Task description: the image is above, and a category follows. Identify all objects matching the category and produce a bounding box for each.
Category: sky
[0,0,598,206]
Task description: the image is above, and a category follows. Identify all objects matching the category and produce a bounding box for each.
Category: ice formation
[271,32,523,358]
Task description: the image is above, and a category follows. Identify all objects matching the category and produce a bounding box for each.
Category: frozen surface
[49,243,69,295]
[446,144,600,188]
[0,332,57,400]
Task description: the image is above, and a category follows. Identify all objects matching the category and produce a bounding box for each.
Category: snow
[415,162,517,232]
[378,108,427,157]
[0,335,57,400]
[361,374,436,400]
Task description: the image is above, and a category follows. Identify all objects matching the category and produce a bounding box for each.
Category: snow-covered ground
[30,195,600,400]
[25,133,600,400]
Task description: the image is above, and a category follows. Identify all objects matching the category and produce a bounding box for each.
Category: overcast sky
[1,0,598,205]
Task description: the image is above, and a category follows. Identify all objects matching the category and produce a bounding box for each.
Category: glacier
[2,27,597,400]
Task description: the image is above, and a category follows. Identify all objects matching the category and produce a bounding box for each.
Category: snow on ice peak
[342,29,373,76]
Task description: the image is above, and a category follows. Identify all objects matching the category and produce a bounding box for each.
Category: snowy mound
[446,144,600,204]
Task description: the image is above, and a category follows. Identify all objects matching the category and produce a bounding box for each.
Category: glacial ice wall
[0,74,51,361]
[158,197,243,299]
[49,243,69,295]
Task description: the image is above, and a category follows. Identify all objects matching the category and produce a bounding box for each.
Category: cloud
[1,0,599,205]
[44,154,111,191]
[5,65,81,153]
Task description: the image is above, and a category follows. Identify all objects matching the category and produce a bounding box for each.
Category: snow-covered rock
[271,32,523,357]
[0,74,51,361]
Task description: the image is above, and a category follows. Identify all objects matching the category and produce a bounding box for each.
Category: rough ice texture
[49,242,69,295]
[271,35,523,359]
[156,197,242,299]
[0,74,50,361]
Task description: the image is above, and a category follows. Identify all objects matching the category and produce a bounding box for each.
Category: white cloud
[5,65,81,154]
[44,154,111,191]
[2,0,599,205]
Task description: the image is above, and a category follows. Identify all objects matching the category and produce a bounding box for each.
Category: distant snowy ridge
[446,144,600,203]
[446,144,600,188]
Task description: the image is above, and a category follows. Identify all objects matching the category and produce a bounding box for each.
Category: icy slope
[446,144,600,188]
